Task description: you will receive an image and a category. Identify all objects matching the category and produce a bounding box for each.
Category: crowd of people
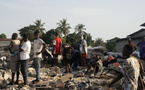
[7,31,145,90]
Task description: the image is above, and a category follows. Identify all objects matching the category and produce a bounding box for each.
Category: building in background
[116,23,145,52]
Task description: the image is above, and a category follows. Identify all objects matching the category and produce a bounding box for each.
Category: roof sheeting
[141,23,145,27]
[128,28,145,37]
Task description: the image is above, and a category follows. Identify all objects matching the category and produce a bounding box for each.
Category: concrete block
[60,74,73,83]
[55,79,65,88]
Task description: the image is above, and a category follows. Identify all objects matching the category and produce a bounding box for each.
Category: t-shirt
[10,40,20,61]
[33,38,44,58]
[11,40,20,52]
[81,39,87,54]
[53,37,61,54]
[20,41,31,60]
[63,44,71,59]
[122,56,140,90]
[75,43,80,52]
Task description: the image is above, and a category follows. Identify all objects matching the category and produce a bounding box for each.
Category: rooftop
[141,23,145,27]
[128,28,145,37]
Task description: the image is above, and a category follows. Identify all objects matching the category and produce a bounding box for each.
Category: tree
[34,20,45,36]
[94,38,106,47]
[74,24,86,39]
[18,20,46,41]
[57,18,71,38]
[0,33,7,38]
[18,25,35,41]
[66,33,78,47]
[42,29,56,45]
[86,33,92,46]
[106,37,120,51]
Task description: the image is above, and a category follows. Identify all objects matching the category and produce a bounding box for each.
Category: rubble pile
[0,69,11,89]
[0,56,124,90]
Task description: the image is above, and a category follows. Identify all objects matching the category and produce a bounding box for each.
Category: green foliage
[42,29,56,45]
[18,20,45,41]
[74,24,86,39]
[34,20,45,36]
[57,18,71,38]
[0,33,7,38]
[61,37,66,46]
[66,33,79,47]
[86,33,92,46]
[17,19,121,50]
[18,25,35,41]
[106,37,120,51]
[94,38,106,47]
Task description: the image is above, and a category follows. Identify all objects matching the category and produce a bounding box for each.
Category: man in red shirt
[52,32,62,66]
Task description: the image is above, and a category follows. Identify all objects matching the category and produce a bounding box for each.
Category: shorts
[64,58,70,65]
[81,53,87,58]
[10,61,20,72]
[53,54,58,59]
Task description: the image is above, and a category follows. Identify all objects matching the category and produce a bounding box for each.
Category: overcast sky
[0,0,145,41]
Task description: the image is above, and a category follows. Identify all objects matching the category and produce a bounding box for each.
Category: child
[62,40,72,73]
[8,33,20,85]
[86,55,103,77]
[72,41,81,71]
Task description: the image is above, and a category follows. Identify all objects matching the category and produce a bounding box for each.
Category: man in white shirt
[81,35,87,66]
[32,30,46,83]
[19,34,31,86]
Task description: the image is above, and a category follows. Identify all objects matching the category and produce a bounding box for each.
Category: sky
[0,0,145,41]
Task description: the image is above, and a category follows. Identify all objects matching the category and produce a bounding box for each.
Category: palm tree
[34,19,45,36]
[57,19,71,38]
[74,24,86,39]
[95,38,106,47]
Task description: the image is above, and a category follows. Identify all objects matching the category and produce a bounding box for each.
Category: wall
[116,39,141,52]
[131,30,145,38]
[0,41,11,47]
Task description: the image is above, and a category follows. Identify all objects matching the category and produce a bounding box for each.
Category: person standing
[62,40,72,73]
[52,32,62,66]
[137,37,145,60]
[128,38,136,51]
[81,35,87,66]
[32,30,46,83]
[72,40,81,70]
[8,33,20,85]
[19,34,31,86]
